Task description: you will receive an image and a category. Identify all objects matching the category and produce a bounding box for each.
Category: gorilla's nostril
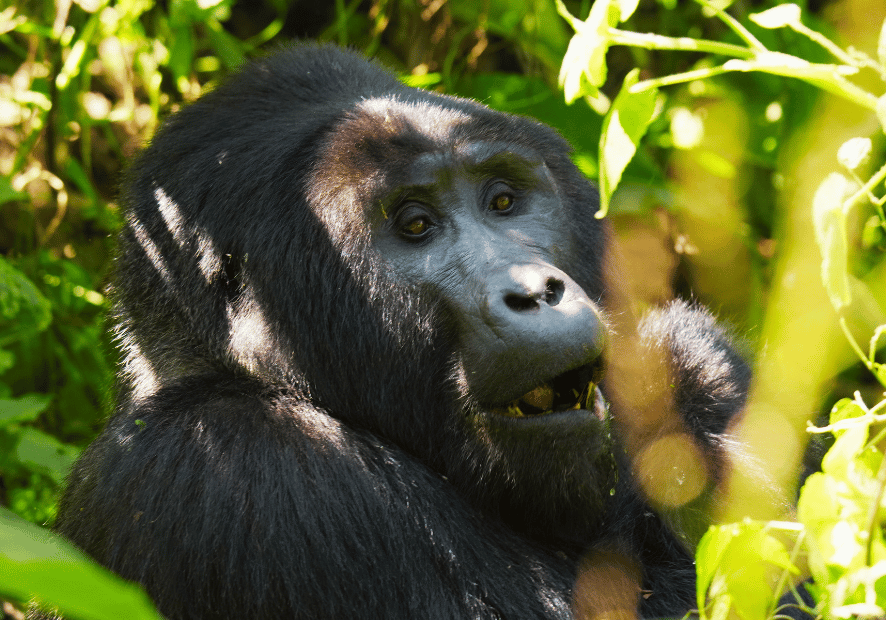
[544,279,565,306]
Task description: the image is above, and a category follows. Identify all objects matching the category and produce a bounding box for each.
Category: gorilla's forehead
[355,96,472,144]
[386,141,545,188]
[309,94,548,236]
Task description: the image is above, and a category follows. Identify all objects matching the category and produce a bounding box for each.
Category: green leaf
[167,27,195,86]
[696,521,798,620]
[556,0,619,102]
[0,508,163,620]
[597,69,658,217]
[862,215,886,249]
[822,423,868,477]
[0,175,26,205]
[206,19,246,70]
[14,427,80,484]
[0,257,52,345]
[0,393,52,426]
[750,4,802,29]
[796,473,839,585]
[827,398,867,437]
[812,173,856,310]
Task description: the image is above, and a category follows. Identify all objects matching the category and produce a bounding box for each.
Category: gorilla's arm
[54,375,578,620]
[640,300,751,443]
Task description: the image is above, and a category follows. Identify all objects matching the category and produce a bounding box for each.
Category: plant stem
[840,317,872,369]
[693,0,767,51]
[844,162,886,212]
[630,66,734,93]
[608,29,756,59]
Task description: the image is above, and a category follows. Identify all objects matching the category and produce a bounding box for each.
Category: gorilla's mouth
[490,364,603,419]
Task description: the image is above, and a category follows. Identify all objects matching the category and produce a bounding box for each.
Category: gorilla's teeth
[492,381,597,418]
[521,385,554,410]
[584,382,596,410]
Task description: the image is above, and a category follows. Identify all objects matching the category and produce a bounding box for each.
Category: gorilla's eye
[400,216,432,239]
[489,193,515,213]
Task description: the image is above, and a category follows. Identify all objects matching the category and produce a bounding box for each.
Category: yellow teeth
[494,382,596,418]
[521,385,554,410]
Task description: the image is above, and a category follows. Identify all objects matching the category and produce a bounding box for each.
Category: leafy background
[1,0,884,617]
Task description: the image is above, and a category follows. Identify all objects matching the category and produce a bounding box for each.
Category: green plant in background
[0,0,271,614]
[558,0,886,617]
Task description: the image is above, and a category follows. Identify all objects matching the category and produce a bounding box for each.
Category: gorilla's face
[312,96,617,537]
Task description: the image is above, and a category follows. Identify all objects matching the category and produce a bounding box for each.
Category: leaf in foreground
[0,509,162,620]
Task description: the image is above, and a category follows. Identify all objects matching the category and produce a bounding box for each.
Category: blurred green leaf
[206,20,246,70]
[697,521,798,620]
[0,175,27,205]
[0,508,163,620]
[168,28,195,87]
[821,422,868,477]
[837,137,872,172]
[14,428,80,484]
[0,257,52,346]
[0,394,52,426]
[812,173,856,310]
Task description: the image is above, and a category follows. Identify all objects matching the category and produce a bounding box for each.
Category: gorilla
[51,43,750,619]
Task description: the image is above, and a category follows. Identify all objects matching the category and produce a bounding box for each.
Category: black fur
[49,43,751,619]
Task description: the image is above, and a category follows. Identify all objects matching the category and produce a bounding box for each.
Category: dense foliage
[1,0,884,617]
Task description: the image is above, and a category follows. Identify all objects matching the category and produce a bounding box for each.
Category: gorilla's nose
[501,265,566,312]
[483,262,604,353]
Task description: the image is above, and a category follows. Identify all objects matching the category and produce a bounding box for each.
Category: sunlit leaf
[828,398,867,437]
[556,0,619,103]
[0,508,163,620]
[597,69,658,217]
[822,423,868,477]
[696,521,798,620]
[812,173,856,310]
[837,137,872,172]
[750,4,802,29]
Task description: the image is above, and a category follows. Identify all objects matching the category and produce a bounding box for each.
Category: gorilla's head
[117,43,617,540]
